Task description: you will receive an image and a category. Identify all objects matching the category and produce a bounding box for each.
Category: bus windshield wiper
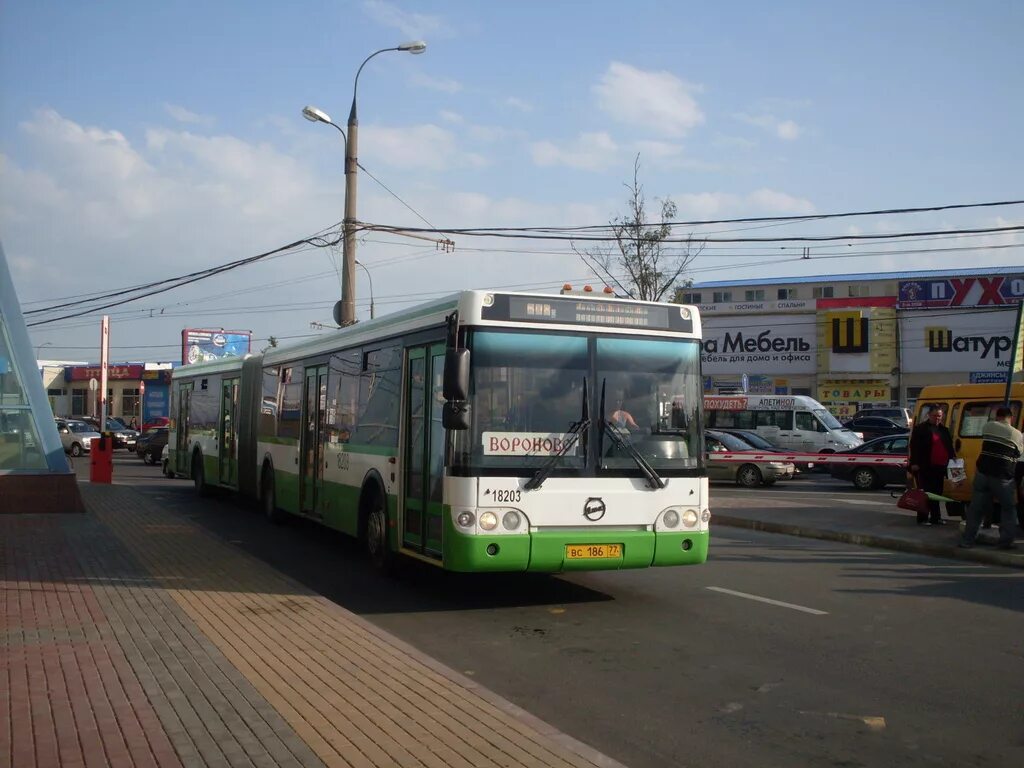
[601,418,666,489]
[525,378,588,491]
[597,378,665,489]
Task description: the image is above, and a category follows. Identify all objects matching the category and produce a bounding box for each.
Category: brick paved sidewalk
[2,485,627,768]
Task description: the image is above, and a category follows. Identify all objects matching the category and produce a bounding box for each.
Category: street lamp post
[303,40,426,327]
[35,341,53,361]
[355,260,375,320]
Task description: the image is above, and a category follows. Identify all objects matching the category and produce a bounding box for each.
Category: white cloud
[361,0,448,39]
[163,104,214,126]
[530,132,619,171]
[775,120,801,141]
[672,189,815,219]
[410,71,462,93]
[439,110,464,123]
[593,62,704,138]
[361,122,486,170]
[735,112,802,141]
[503,97,533,113]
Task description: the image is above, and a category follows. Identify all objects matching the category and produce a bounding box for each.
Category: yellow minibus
[913,382,1023,508]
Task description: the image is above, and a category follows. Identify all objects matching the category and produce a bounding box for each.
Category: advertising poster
[899,308,1016,373]
[181,329,251,365]
[700,315,816,374]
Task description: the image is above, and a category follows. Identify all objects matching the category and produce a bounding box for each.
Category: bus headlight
[662,509,680,528]
[456,511,475,528]
[681,509,699,528]
[502,511,521,530]
[479,511,499,531]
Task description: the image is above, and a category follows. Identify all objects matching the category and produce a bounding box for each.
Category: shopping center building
[683,266,1021,418]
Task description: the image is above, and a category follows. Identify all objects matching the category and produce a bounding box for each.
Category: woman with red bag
[909,407,957,526]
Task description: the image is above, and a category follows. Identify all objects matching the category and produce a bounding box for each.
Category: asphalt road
[92,455,1024,768]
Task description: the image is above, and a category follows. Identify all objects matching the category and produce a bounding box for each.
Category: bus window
[794,412,816,431]
[756,410,793,429]
[958,401,1022,439]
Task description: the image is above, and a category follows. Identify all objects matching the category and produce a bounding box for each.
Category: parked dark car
[829,433,910,490]
[73,416,138,449]
[851,407,912,429]
[841,416,909,441]
[136,427,168,464]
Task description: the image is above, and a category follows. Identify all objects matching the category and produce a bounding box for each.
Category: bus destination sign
[482,294,694,332]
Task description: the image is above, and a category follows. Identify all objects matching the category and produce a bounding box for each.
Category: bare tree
[574,155,702,301]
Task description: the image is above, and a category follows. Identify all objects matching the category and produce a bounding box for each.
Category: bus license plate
[565,543,622,560]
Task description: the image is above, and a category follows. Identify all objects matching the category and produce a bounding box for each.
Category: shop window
[713,291,732,303]
[777,288,797,300]
[744,289,765,301]
[812,286,834,299]
[848,284,871,298]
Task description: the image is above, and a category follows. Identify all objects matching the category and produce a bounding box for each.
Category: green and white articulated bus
[169,290,710,572]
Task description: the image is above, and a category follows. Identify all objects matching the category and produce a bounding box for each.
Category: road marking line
[706,586,828,615]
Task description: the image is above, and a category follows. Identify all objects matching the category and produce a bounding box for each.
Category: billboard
[181,329,251,365]
[897,274,1024,309]
[900,308,1016,373]
[701,315,815,374]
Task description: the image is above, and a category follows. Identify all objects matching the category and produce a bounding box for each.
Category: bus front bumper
[442,519,709,572]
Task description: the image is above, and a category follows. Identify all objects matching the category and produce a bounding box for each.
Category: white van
[703,395,863,453]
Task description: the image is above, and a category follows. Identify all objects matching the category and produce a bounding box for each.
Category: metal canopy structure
[0,241,84,511]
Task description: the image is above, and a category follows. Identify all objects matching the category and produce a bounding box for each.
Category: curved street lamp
[355,260,375,320]
[303,40,427,327]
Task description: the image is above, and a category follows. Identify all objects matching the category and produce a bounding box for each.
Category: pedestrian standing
[960,407,1024,550]
[909,407,956,525]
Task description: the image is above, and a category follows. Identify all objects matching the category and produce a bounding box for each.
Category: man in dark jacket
[909,407,956,525]
[960,407,1023,550]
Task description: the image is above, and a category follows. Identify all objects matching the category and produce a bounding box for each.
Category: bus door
[219,377,239,487]
[402,343,446,558]
[174,382,192,475]
[300,365,328,517]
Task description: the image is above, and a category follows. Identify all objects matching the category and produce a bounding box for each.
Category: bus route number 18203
[492,489,521,503]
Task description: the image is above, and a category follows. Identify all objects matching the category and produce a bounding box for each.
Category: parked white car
[55,418,101,457]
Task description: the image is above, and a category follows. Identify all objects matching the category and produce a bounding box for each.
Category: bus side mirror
[443,349,470,401]
[442,401,471,430]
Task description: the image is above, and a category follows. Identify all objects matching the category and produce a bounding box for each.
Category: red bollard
[90,435,113,483]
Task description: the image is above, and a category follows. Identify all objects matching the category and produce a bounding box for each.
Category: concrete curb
[712,515,1024,570]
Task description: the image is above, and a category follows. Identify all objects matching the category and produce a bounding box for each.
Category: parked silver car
[55,418,101,457]
[706,429,796,487]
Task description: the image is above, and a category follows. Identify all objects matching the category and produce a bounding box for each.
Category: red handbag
[896,478,930,515]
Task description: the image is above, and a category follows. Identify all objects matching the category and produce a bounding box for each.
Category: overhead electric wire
[359,199,1024,236]
[367,223,1024,244]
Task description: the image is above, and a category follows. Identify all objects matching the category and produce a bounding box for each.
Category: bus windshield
[453,330,703,476]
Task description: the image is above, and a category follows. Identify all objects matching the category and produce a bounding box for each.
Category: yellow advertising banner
[818,380,891,403]
[816,307,897,374]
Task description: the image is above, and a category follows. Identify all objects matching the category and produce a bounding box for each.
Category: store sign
[969,371,1007,384]
[817,307,897,375]
[65,364,144,381]
[818,380,891,402]
[698,299,813,314]
[897,275,1024,309]
[900,308,1016,372]
[701,315,815,374]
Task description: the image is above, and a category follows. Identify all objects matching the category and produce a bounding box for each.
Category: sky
[2,0,1022,363]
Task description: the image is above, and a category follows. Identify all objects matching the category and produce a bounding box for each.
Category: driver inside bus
[610,398,639,431]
